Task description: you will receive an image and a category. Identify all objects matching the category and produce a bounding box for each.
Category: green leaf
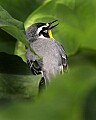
[0,5,40,58]
[0,29,17,54]
[0,52,41,99]
[0,5,28,48]
[0,0,44,21]
[14,40,26,62]
[0,73,40,100]
[0,52,30,74]
[74,0,96,50]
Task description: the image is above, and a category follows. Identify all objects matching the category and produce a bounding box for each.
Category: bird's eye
[43,30,47,33]
[42,30,49,37]
[39,27,49,38]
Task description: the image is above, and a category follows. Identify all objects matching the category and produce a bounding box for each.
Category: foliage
[0,0,96,120]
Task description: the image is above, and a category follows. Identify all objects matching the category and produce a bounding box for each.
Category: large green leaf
[25,0,96,56]
[0,0,44,22]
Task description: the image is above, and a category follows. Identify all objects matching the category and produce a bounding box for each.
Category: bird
[25,20,68,92]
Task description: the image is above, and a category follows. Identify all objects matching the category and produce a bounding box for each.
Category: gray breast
[30,38,62,73]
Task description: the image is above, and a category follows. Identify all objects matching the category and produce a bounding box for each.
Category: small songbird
[26,20,68,91]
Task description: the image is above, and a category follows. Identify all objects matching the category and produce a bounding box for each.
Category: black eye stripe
[41,27,48,32]
[42,27,46,30]
[39,27,47,34]
[39,29,49,38]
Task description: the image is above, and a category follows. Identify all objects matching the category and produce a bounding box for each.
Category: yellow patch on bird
[48,30,54,39]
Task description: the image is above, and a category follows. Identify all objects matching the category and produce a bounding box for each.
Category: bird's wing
[54,40,68,72]
[26,46,43,75]
[27,57,43,75]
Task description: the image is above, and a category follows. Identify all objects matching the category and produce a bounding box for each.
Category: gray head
[26,20,59,42]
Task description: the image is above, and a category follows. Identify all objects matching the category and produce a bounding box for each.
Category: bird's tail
[39,77,47,93]
[39,70,50,93]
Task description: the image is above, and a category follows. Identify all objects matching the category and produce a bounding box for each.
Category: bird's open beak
[47,20,59,30]
[46,20,59,39]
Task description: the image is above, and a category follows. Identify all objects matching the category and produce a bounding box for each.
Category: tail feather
[39,77,46,93]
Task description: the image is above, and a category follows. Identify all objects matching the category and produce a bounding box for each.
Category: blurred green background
[0,0,96,120]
